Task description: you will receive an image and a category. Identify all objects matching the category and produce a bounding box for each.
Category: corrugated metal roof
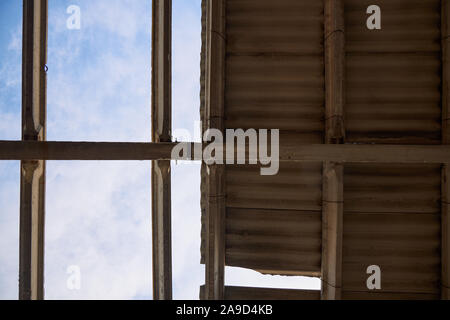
[200,0,447,299]
[345,0,442,144]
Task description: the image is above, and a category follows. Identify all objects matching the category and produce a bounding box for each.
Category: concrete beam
[3,141,450,164]
[19,0,48,300]
[151,0,172,300]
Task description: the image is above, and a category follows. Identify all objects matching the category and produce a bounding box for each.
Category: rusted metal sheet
[19,0,48,301]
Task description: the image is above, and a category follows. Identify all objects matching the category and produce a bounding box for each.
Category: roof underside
[200,0,444,299]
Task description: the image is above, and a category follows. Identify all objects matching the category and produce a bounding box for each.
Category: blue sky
[0,0,320,299]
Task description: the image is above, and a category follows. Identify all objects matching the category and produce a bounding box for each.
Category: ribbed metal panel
[226,55,324,134]
[344,164,441,213]
[346,0,441,53]
[201,0,446,298]
[341,0,443,298]
[227,0,323,55]
[345,0,442,144]
[224,286,321,300]
[226,208,322,274]
[342,291,440,300]
[199,285,321,300]
[226,0,325,142]
[343,164,442,296]
[219,0,325,275]
[226,163,322,211]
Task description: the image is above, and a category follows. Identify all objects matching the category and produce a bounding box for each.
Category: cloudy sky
[0,0,320,299]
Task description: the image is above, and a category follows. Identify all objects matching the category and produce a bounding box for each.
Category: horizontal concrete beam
[2,140,450,163]
[0,141,178,161]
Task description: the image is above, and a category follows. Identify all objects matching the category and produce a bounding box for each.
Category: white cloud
[7,25,22,52]
[43,0,155,299]
[44,161,152,300]
[0,162,20,299]
[226,267,321,291]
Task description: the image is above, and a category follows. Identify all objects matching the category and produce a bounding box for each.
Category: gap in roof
[47,0,151,142]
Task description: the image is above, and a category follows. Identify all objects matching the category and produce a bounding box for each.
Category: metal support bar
[321,162,344,299]
[442,165,450,299]
[441,0,450,300]
[151,0,172,300]
[324,0,345,145]
[321,0,345,300]
[204,0,226,300]
[19,0,48,300]
[2,141,450,163]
